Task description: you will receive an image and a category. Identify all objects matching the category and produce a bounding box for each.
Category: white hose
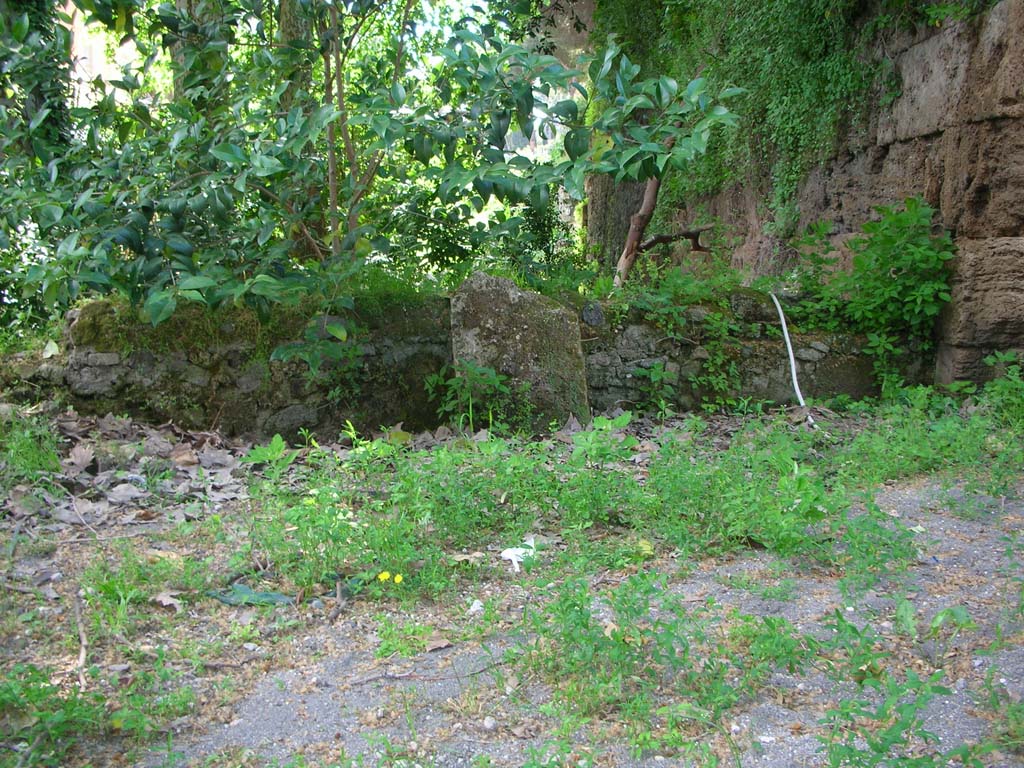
[770,292,817,429]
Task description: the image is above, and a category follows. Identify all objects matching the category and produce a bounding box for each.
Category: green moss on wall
[589,0,995,233]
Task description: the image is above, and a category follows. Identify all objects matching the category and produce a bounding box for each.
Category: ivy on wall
[590,0,995,234]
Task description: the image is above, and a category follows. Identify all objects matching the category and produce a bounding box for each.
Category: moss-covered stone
[57,293,451,439]
[5,283,937,435]
[450,272,590,428]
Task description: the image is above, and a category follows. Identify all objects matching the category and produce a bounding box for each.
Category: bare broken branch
[639,224,713,253]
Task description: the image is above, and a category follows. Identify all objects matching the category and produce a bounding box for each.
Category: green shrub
[0,664,106,766]
[833,198,954,342]
[793,198,954,377]
[425,360,533,433]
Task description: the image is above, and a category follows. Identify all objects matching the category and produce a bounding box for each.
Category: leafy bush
[792,198,954,376]
[425,360,533,433]
[0,412,62,495]
[2,0,738,341]
[982,352,1024,431]
[833,198,954,341]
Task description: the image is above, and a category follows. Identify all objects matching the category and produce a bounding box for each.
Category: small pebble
[242,642,261,652]
[467,599,484,615]
[310,598,325,610]
[482,715,497,731]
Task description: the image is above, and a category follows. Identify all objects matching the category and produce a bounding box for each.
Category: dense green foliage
[792,197,955,375]
[0,0,739,344]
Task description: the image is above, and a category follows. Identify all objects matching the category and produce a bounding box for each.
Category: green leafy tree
[1,1,737,337]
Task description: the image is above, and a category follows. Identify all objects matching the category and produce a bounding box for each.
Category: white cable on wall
[770,292,817,429]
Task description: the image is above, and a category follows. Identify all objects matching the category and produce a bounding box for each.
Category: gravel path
[152,481,1024,768]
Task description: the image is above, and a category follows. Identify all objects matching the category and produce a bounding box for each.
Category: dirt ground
[2,407,1023,768]
[150,485,1024,768]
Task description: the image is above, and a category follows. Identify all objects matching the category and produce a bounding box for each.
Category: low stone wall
[581,290,926,414]
[2,279,927,438]
[36,296,452,436]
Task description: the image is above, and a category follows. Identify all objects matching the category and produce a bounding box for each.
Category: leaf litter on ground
[0,401,1022,767]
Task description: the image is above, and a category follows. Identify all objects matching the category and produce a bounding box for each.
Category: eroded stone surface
[877,24,971,145]
[941,237,1024,347]
[936,237,1024,382]
[699,0,1023,381]
[450,272,590,427]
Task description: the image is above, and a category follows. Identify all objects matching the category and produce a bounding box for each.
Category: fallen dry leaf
[170,444,199,467]
[144,548,181,564]
[198,446,237,470]
[504,674,520,695]
[64,443,95,475]
[153,590,184,613]
[424,632,453,652]
[141,433,174,458]
[106,483,148,505]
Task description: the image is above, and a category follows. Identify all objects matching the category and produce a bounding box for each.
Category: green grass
[223,369,1024,762]
[241,369,1023,601]
[0,412,62,494]
[0,664,106,767]
[7,369,998,766]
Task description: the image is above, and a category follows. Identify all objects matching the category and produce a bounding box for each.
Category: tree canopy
[0,0,739,335]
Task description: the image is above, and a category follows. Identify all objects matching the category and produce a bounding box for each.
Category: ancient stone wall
[35,297,452,437]
[581,289,924,414]
[2,282,925,439]
[697,0,1024,382]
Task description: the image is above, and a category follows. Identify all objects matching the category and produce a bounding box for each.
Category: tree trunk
[613,131,677,287]
[277,0,312,111]
[613,174,662,287]
[584,173,646,275]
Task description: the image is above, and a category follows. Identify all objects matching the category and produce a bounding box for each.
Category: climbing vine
[591,0,996,234]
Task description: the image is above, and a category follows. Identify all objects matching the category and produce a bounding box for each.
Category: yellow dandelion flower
[378,571,391,582]
[393,574,403,585]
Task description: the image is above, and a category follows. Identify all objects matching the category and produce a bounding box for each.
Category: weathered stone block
[795,347,826,362]
[729,289,778,323]
[940,120,1024,237]
[66,354,122,396]
[87,352,120,366]
[877,25,971,144]
[962,0,1024,122]
[939,237,1024,347]
[451,272,589,426]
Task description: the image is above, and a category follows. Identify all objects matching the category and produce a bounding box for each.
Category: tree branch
[639,224,713,253]
[322,34,340,259]
[248,180,327,261]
